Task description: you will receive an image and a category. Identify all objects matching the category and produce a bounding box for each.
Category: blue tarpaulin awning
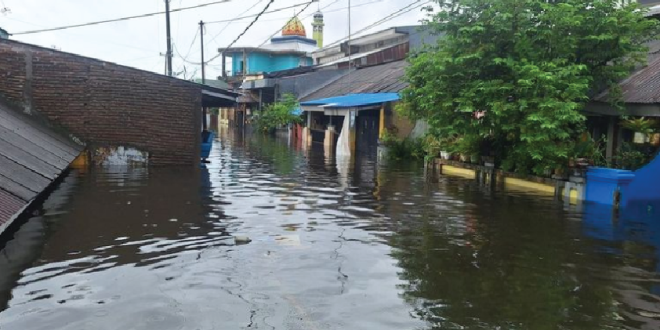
[300,93,400,109]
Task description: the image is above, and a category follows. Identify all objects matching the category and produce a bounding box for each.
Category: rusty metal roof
[0,103,82,231]
[595,55,660,104]
[301,60,409,102]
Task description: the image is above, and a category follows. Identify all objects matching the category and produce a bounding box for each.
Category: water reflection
[0,129,659,329]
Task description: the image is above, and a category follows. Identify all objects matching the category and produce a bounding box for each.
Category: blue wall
[230,52,312,75]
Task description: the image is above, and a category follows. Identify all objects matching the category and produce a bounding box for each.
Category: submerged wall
[0,39,202,166]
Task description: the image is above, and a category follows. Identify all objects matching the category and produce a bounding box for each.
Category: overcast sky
[0,0,430,80]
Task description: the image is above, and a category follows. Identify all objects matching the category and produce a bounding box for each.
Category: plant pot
[440,151,451,160]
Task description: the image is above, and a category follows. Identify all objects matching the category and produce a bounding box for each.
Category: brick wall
[0,40,202,166]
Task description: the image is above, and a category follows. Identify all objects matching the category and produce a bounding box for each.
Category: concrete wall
[231,52,312,75]
[385,102,416,139]
[0,40,202,166]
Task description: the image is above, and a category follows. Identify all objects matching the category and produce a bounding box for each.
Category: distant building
[222,16,319,80]
[312,26,438,69]
[0,27,8,40]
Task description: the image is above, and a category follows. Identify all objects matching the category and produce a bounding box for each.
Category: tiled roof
[301,60,408,101]
[0,102,81,231]
[595,55,660,104]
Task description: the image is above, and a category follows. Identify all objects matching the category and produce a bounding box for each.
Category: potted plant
[424,135,446,160]
[621,117,658,144]
[470,153,480,164]
[441,136,458,160]
[455,135,480,163]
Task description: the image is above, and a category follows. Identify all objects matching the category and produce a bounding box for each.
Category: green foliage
[209,108,219,116]
[621,117,658,135]
[403,0,658,175]
[381,129,426,160]
[613,142,657,170]
[569,134,608,167]
[254,93,301,133]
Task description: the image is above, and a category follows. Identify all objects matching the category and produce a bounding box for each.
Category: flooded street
[1,130,660,330]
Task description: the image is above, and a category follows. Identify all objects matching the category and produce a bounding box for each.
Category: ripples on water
[1,129,660,329]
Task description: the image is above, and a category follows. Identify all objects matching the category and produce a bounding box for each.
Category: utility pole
[347,0,352,91]
[200,21,208,131]
[165,0,173,76]
[200,21,206,84]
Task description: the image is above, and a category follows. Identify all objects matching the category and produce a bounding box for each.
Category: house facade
[218,15,323,128]
[312,26,437,69]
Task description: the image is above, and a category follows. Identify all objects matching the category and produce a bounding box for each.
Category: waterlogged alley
[1,130,660,330]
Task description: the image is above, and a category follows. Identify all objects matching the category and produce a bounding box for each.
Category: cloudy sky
[0,0,430,79]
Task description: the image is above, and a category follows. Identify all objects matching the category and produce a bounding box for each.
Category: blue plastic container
[201,131,214,160]
[585,167,635,205]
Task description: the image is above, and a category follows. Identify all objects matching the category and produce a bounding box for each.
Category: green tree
[402,0,658,174]
[254,93,302,133]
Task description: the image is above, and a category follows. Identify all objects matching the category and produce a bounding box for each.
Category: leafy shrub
[254,94,301,133]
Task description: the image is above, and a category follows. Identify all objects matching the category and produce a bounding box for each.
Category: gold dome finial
[282,16,306,37]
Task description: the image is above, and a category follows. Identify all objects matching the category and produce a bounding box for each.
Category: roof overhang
[241,78,276,90]
[301,93,400,107]
[584,101,660,117]
[201,86,239,107]
[646,5,660,17]
[221,47,309,56]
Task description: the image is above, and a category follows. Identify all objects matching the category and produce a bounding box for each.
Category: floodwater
[1,129,660,330]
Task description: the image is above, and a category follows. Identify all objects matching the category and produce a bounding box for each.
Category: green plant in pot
[455,135,481,163]
[570,135,607,176]
[424,134,443,159]
[621,117,658,144]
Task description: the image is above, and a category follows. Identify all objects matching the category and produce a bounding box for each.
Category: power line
[181,28,200,62]
[230,0,380,25]
[177,0,308,63]
[205,0,277,64]
[324,0,428,49]
[206,0,264,47]
[205,1,311,24]
[258,0,317,47]
[10,0,233,36]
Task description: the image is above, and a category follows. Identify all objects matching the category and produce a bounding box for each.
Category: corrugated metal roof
[301,60,409,101]
[595,55,660,104]
[0,102,82,231]
[0,189,24,230]
[301,93,400,108]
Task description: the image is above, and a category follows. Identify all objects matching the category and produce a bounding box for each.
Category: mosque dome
[282,17,307,37]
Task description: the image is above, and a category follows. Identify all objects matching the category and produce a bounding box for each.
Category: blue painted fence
[585,153,660,208]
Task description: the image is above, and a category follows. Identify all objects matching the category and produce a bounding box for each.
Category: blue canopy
[301,93,400,108]
[291,107,303,116]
